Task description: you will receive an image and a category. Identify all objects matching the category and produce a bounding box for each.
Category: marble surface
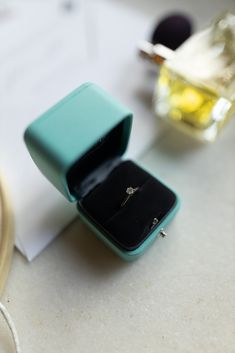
[2,117,235,353]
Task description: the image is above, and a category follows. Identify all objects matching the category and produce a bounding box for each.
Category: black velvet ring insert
[79,160,177,251]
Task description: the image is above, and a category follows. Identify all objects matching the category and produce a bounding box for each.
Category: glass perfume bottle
[140,13,235,141]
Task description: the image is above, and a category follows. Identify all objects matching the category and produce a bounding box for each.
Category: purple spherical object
[151,13,194,50]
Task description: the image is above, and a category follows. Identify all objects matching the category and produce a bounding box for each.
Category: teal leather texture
[24,82,133,202]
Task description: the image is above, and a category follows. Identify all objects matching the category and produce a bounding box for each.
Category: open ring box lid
[24,82,179,260]
[24,83,132,202]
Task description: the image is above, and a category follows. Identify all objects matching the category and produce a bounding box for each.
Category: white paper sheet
[0,1,87,259]
[0,0,159,260]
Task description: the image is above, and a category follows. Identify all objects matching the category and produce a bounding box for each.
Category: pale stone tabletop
[2,117,235,353]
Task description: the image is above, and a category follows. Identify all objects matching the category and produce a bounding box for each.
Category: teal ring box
[24,83,180,261]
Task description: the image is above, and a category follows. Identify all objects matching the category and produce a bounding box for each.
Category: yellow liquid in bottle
[154,12,235,142]
[157,66,219,128]
[155,66,233,140]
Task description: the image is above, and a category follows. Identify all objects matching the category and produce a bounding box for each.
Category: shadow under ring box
[24,83,180,261]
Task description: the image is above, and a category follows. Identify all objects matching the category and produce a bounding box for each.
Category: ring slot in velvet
[80,160,177,250]
[80,160,150,224]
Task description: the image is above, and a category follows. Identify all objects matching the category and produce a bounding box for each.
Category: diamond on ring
[121,186,139,207]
